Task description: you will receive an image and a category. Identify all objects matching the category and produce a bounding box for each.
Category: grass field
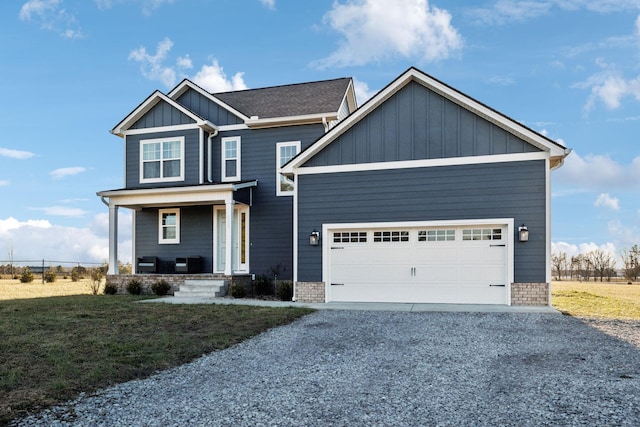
[0,282,313,424]
[0,277,103,300]
[551,280,640,320]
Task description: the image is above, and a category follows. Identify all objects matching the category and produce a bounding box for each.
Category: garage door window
[333,232,367,243]
[373,230,409,242]
[419,229,455,242]
[462,228,502,241]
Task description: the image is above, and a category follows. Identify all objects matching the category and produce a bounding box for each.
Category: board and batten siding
[135,206,214,273]
[125,129,201,189]
[176,89,244,126]
[303,81,540,168]
[130,100,195,129]
[297,160,547,283]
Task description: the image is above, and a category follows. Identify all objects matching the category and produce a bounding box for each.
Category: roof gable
[111,91,215,137]
[284,67,570,172]
[303,80,541,168]
[168,79,250,122]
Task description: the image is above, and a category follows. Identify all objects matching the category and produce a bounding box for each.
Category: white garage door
[328,225,508,304]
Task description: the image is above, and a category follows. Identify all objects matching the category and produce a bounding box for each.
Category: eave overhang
[245,112,339,129]
[97,181,258,209]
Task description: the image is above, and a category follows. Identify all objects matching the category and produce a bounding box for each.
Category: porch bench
[175,256,202,274]
[137,256,158,273]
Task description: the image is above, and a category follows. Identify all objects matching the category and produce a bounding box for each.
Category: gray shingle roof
[214,77,352,119]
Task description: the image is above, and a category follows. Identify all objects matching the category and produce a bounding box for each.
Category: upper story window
[140,137,184,183]
[276,141,300,196]
[221,137,241,182]
[159,208,180,244]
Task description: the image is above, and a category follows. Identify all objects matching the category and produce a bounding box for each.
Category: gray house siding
[297,160,546,283]
[176,89,244,126]
[135,206,213,273]
[125,129,201,189]
[303,81,540,168]
[210,124,325,279]
[131,100,195,129]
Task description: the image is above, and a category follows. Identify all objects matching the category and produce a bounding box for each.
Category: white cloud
[0,180,9,187]
[594,193,620,211]
[129,37,181,87]
[50,166,86,180]
[31,206,89,217]
[129,39,245,91]
[353,78,376,105]
[94,0,174,15]
[192,60,248,92]
[0,147,35,159]
[468,0,640,25]
[19,0,84,39]
[314,0,462,68]
[0,213,132,265]
[259,0,275,10]
[552,240,618,259]
[553,151,640,192]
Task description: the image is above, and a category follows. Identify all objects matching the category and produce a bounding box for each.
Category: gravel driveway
[14,310,640,426]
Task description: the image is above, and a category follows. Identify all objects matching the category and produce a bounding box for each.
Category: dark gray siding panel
[125,129,200,189]
[210,124,325,279]
[303,81,543,167]
[131,101,195,129]
[297,160,547,283]
[176,89,244,126]
[135,206,213,273]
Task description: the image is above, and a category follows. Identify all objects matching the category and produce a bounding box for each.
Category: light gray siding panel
[125,129,200,189]
[135,206,213,273]
[131,101,195,129]
[297,160,547,283]
[302,81,543,167]
[176,89,244,126]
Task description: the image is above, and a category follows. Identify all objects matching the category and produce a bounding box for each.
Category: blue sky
[0,0,639,266]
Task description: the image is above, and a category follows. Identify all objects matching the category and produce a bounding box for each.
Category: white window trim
[139,137,185,184]
[221,136,241,182]
[276,141,300,196]
[159,208,180,244]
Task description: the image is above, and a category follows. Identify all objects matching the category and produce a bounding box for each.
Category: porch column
[108,204,119,275]
[224,199,234,275]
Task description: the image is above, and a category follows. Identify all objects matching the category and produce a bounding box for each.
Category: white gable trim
[283,67,568,174]
[295,152,548,176]
[168,79,251,122]
[111,91,217,137]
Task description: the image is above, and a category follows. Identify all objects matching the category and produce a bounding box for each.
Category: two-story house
[98,67,570,306]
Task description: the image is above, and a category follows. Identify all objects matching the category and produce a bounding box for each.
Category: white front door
[214,206,249,273]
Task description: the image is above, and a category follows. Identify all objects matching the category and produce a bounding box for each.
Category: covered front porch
[97,181,257,276]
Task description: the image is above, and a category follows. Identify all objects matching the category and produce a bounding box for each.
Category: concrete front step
[174,279,228,298]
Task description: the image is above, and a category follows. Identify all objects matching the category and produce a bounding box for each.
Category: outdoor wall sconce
[518,225,529,242]
[309,230,320,246]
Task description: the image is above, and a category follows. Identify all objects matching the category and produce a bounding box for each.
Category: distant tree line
[552,245,640,283]
[0,261,132,278]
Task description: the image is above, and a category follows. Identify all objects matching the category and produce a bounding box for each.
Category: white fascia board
[111,91,207,137]
[97,181,257,207]
[168,79,251,122]
[295,152,548,176]
[246,112,338,129]
[121,123,201,136]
